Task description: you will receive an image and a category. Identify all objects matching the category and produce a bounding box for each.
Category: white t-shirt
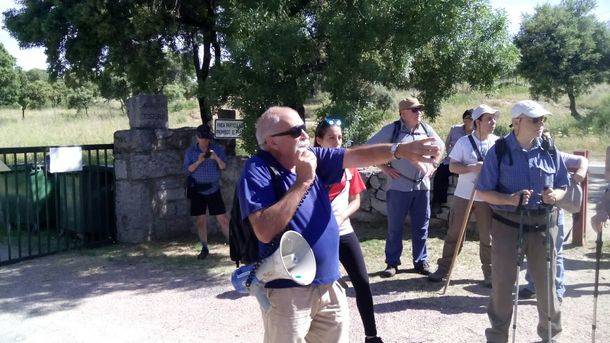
[330,169,355,236]
[449,133,499,201]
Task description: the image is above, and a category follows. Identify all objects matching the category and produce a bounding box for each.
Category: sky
[1,0,609,71]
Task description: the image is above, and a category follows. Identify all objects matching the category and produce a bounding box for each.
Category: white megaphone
[231,231,316,310]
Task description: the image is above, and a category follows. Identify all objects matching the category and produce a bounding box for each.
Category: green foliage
[3,0,224,122]
[66,82,99,115]
[579,94,610,135]
[411,2,519,118]
[213,0,517,153]
[164,83,187,103]
[15,71,53,118]
[514,0,610,119]
[0,43,19,105]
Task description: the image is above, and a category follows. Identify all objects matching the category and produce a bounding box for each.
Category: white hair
[255,106,293,149]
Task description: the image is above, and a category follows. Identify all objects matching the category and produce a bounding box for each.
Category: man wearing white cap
[476,100,568,342]
[428,104,499,286]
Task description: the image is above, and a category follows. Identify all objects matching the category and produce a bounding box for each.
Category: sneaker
[197,246,210,260]
[365,337,384,343]
[380,265,398,278]
[427,269,446,282]
[518,287,535,299]
[414,261,431,275]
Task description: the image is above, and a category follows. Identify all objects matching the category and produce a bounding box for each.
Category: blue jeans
[524,211,565,299]
[385,189,430,266]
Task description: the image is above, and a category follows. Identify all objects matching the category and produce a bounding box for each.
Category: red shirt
[327,168,366,201]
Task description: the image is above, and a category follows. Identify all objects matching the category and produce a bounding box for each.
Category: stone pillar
[115,94,194,243]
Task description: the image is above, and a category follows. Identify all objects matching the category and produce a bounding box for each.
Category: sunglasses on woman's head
[324,118,342,126]
[271,124,306,138]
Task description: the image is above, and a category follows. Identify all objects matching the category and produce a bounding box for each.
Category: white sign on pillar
[215,119,244,139]
[49,147,83,173]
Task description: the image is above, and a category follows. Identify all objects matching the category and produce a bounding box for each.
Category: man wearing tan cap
[428,104,499,286]
[367,97,445,277]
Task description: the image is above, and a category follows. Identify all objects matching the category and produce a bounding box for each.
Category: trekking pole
[545,204,554,343]
[511,192,525,343]
[442,181,478,295]
[592,229,602,343]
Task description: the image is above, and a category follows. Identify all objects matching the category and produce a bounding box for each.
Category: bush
[579,95,610,135]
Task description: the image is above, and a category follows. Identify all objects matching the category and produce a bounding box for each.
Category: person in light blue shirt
[183,126,229,259]
[476,100,569,343]
[520,149,588,302]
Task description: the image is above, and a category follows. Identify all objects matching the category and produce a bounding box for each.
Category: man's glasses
[410,107,423,113]
[524,116,547,124]
[271,124,306,138]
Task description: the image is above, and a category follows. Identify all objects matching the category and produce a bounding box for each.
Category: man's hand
[295,149,317,186]
[395,137,441,164]
[197,153,206,163]
[379,164,401,180]
[542,187,562,205]
[572,173,585,184]
[509,189,532,207]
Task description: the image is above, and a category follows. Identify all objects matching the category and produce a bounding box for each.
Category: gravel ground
[0,173,608,343]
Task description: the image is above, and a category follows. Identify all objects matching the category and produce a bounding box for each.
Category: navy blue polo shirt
[237,148,345,288]
[476,132,569,212]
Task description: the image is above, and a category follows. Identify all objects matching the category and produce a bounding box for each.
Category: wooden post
[572,150,589,246]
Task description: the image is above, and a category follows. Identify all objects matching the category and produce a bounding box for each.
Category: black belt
[492,212,547,232]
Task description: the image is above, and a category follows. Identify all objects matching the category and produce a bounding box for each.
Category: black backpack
[229,154,285,267]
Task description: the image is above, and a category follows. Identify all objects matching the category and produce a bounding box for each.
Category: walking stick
[441,182,478,295]
[592,230,602,343]
[511,193,526,343]
[545,205,554,343]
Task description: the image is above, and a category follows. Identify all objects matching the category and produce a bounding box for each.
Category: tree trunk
[567,89,582,120]
[21,107,25,120]
[190,32,213,126]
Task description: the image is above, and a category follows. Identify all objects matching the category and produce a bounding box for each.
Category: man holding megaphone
[236,106,442,343]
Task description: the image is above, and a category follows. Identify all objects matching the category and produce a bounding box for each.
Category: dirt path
[0,172,608,342]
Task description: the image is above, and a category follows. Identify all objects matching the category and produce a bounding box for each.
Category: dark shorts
[190,190,226,216]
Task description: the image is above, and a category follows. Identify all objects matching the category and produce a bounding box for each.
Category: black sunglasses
[523,116,547,124]
[271,124,306,138]
[410,107,423,113]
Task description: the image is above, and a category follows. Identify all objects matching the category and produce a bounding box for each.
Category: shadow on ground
[0,235,231,318]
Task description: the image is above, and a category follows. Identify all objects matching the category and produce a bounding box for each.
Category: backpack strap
[391,120,432,143]
[468,134,484,162]
[390,120,401,143]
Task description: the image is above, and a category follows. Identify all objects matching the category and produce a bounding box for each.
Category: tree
[212,0,517,152]
[66,81,99,115]
[515,0,610,119]
[0,43,20,106]
[4,0,225,124]
[15,70,53,119]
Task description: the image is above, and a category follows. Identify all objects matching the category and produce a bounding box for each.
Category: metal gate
[0,144,115,266]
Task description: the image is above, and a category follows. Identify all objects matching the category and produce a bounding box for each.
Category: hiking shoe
[518,287,535,299]
[427,269,446,282]
[365,336,384,343]
[414,261,431,275]
[380,265,398,278]
[197,246,210,260]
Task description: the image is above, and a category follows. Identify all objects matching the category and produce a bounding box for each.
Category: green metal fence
[0,144,115,266]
